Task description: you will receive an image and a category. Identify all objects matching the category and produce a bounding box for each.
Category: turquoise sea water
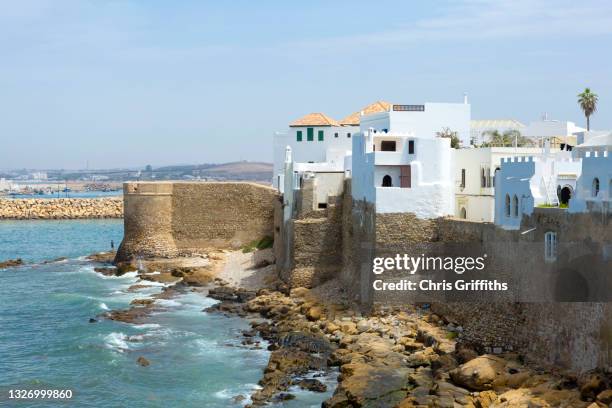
[0,220,334,407]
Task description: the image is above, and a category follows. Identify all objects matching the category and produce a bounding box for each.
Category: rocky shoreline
[0,198,122,219]
[91,249,612,407]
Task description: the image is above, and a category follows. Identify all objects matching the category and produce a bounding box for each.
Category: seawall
[0,198,123,219]
[116,181,278,261]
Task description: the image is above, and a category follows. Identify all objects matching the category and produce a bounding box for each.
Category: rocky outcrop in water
[0,258,24,269]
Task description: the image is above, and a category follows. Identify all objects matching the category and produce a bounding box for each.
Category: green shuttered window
[297,130,302,142]
[307,127,314,141]
[318,130,324,141]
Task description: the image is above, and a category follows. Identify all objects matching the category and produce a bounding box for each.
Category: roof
[289,113,340,127]
[339,101,392,126]
[471,119,525,129]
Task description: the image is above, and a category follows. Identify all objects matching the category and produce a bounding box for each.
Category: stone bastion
[115,181,278,261]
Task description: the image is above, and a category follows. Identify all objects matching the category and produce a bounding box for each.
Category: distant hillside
[152,161,272,182]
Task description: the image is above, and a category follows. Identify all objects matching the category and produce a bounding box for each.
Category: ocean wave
[155,299,181,307]
[132,323,161,330]
[104,332,130,352]
[99,302,109,311]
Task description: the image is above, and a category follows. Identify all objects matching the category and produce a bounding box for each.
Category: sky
[1,0,611,169]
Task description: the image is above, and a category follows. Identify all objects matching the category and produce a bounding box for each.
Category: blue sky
[1,0,611,169]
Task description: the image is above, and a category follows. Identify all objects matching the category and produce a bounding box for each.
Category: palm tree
[577,88,598,130]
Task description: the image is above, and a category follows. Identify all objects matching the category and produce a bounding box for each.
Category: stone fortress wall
[116,179,611,373]
[0,198,123,219]
[116,182,277,261]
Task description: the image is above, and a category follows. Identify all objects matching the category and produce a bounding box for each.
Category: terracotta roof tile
[289,112,340,127]
[339,101,392,126]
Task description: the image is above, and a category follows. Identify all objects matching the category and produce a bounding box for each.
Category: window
[480,168,486,188]
[318,130,324,141]
[307,128,314,141]
[408,140,415,154]
[592,177,600,197]
[486,168,492,188]
[493,167,500,188]
[505,194,511,217]
[334,132,339,138]
[296,130,303,142]
[513,195,519,217]
[393,104,425,111]
[380,141,396,151]
[347,133,351,138]
[544,231,557,262]
[460,169,466,188]
[460,207,467,219]
[382,175,392,187]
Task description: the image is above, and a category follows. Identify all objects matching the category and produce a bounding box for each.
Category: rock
[579,371,609,401]
[333,363,412,407]
[231,395,245,403]
[449,355,507,391]
[306,306,323,321]
[88,318,97,323]
[597,389,612,404]
[94,266,117,276]
[339,321,357,335]
[491,389,549,407]
[130,298,154,306]
[297,378,327,392]
[356,320,370,333]
[136,356,150,367]
[0,258,24,269]
[272,393,295,402]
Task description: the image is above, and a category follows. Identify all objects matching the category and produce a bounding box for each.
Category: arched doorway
[559,186,572,206]
[460,207,467,219]
[382,175,392,187]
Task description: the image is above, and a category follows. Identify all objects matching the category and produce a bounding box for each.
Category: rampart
[116,182,277,261]
[0,198,122,219]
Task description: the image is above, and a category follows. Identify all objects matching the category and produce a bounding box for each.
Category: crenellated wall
[116,182,278,261]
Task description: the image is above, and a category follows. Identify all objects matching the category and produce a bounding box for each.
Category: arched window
[505,194,511,217]
[460,207,467,219]
[592,178,600,197]
[382,175,392,187]
[513,195,519,217]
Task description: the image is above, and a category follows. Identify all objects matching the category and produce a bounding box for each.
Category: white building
[570,133,612,213]
[522,117,585,148]
[351,101,469,217]
[454,147,545,222]
[272,113,357,191]
[470,119,525,146]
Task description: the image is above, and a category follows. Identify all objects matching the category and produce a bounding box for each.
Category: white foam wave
[99,302,109,311]
[104,332,130,352]
[155,299,181,307]
[133,323,161,330]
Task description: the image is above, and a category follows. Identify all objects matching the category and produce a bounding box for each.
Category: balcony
[374,151,411,166]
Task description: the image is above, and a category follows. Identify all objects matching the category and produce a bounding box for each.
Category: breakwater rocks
[0,198,123,219]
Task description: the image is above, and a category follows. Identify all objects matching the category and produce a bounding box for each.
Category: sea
[0,220,335,407]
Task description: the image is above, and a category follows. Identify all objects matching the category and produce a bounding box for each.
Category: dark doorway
[560,186,572,205]
[380,141,396,151]
[382,175,392,187]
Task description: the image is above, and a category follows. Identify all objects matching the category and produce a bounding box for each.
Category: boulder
[449,355,507,391]
[136,356,150,367]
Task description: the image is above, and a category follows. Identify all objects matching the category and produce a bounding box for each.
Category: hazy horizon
[1,0,611,169]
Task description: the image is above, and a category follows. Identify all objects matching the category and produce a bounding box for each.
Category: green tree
[481,130,533,147]
[577,88,598,130]
[436,127,460,148]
